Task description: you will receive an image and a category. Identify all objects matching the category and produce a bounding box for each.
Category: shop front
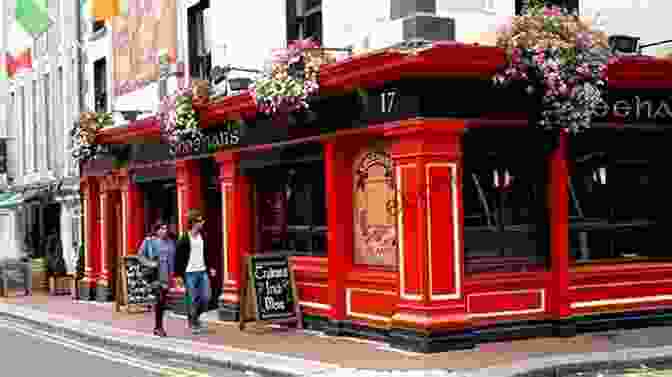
[85,44,672,352]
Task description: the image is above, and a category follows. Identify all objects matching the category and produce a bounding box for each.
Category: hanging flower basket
[71,111,114,163]
[493,0,613,134]
[250,38,335,117]
[158,82,206,155]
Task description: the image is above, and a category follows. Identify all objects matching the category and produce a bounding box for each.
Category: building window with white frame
[20,87,27,176]
[187,0,211,81]
[32,81,38,172]
[287,0,323,44]
[43,73,51,171]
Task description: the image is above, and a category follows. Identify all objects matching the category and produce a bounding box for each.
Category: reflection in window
[570,129,667,262]
[254,161,327,257]
[463,129,550,274]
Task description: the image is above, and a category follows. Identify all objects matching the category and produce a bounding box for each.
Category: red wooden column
[385,120,472,352]
[322,139,356,332]
[549,132,573,335]
[97,177,113,301]
[80,176,100,300]
[176,160,204,233]
[214,151,252,320]
[120,169,145,255]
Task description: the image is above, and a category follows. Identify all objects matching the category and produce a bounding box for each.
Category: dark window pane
[463,129,550,273]
[570,129,668,262]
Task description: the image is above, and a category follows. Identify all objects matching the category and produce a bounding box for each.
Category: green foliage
[76,243,85,281]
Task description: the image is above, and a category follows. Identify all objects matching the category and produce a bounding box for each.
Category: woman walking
[138,221,176,337]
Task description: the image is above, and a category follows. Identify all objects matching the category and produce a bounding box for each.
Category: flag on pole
[15,0,53,39]
[12,48,32,74]
[0,55,11,81]
[92,0,129,21]
[0,49,31,81]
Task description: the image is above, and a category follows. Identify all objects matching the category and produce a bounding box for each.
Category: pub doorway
[201,158,223,310]
[106,191,123,302]
[142,181,179,240]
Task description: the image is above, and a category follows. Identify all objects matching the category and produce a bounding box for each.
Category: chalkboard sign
[121,256,157,307]
[239,253,302,329]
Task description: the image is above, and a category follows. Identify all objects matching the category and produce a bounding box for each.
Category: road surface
[0,317,252,377]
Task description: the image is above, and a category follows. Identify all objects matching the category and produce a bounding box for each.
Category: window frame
[252,160,327,257]
[570,158,665,263]
[93,58,107,113]
[287,0,323,44]
[187,0,211,82]
[462,130,551,274]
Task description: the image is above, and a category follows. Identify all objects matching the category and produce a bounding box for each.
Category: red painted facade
[81,43,672,349]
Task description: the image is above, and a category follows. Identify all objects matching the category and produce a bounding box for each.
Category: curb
[4,303,672,377]
[0,305,339,377]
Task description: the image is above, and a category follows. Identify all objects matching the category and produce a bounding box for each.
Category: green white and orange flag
[15,0,53,38]
[0,55,12,82]
[91,0,129,21]
[0,49,32,81]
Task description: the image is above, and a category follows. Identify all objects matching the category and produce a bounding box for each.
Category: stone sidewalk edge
[0,304,338,377]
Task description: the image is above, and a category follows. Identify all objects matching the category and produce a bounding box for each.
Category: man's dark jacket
[175,232,212,278]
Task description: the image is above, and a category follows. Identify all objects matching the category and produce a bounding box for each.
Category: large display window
[462,129,550,274]
[569,129,669,262]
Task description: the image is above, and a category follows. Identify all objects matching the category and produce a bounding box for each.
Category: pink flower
[543,6,562,17]
[271,48,291,64]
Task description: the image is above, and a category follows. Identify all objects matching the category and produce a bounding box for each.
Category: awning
[0,192,22,209]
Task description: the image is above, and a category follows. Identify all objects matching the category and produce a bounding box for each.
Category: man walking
[175,209,215,334]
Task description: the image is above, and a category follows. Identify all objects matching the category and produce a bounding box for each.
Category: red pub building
[80,43,672,352]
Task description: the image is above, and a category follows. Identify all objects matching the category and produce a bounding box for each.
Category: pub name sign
[174,120,241,157]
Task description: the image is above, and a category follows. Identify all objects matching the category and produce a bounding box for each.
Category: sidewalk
[2,294,672,377]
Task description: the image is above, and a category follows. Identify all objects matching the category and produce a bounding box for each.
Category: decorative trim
[221,182,232,284]
[426,163,461,300]
[570,280,672,290]
[346,288,395,323]
[99,193,106,277]
[121,190,128,257]
[300,301,332,310]
[571,294,672,309]
[467,289,546,318]
[396,164,421,301]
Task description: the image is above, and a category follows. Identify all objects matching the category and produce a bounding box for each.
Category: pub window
[570,129,668,262]
[463,129,550,274]
[352,147,398,269]
[188,0,211,81]
[286,0,323,44]
[251,153,327,257]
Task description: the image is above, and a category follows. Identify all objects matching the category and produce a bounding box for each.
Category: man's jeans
[185,271,210,326]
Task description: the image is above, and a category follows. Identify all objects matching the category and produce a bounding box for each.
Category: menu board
[122,256,157,306]
[239,254,301,327]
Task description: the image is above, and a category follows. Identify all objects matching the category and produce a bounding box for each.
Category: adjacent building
[0,1,82,278]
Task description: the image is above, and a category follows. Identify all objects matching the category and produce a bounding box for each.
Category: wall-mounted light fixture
[592,166,607,185]
[493,168,514,191]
